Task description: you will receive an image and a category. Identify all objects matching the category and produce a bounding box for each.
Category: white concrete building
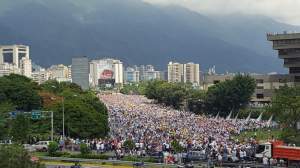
[0,45,30,68]
[114,60,123,84]
[20,57,32,78]
[89,58,123,88]
[184,62,200,85]
[48,64,71,82]
[125,67,140,83]
[0,63,20,77]
[32,69,50,84]
[168,62,184,83]
[168,62,200,84]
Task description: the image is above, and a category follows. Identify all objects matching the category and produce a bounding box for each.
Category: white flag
[256,112,264,122]
[215,112,220,119]
[267,115,273,127]
[226,110,232,120]
[245,112,252,122]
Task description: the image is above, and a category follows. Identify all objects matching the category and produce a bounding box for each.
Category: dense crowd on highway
[85,93,272,164]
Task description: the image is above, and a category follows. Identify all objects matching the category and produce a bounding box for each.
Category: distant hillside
[0,0,299,73]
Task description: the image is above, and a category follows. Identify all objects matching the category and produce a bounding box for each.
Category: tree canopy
[0,145,45,168]
[141,75,255,116]
[269,85,300,145]
[0,75,109,142]
[205,74,256,117]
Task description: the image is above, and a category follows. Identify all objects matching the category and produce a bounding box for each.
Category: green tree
[269,85,300,145]
[0,101,15,139]
[0,144,45,168]
[205,74,255,117]
[0,74,41,111]
[11,114,30,144]
[187,90,206,114]
[48,141,59,156]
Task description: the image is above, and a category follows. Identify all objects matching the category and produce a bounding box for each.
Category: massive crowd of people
[92,93,271,163]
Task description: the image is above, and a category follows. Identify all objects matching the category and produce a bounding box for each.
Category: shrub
[70,154,110,160]
[123,140,135,150]
[48,141,59,156]
[51,151,71,157]
[80,143,90,155]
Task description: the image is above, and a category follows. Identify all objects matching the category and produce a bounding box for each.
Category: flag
[215,112,220,119]
[267,115,273,127]
[245,112,251,122]
[226,110,232,120]
[233,111,239,123]
[256,112,264,122]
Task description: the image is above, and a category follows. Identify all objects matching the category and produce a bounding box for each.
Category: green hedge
[69,154,110,160]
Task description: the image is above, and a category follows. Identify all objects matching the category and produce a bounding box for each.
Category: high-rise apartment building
[0,63,20,77]
[168,62,184,83]
[125,67,140,83]
[20,57,32,78]
[48,64,71,82]
[0,45,30,68]
[72,56,89,90]
[32,69,50,84]
[0,45,32,78]
[89,58,123,88]
[114,60,123,85]
[133,65,161,81]
[184,62,200,85]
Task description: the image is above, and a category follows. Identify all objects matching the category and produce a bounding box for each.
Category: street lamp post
[51,85,77,140]
[62,97,65,140]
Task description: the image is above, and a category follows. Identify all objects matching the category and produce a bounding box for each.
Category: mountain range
[0,0,300,73]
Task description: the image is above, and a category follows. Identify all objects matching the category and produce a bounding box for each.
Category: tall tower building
[168,62,184,83]
[125,67,140,83]
[267,32,300,82]
[114,60,123,84]
[0,45,30,68]
[89,58,123,88]
[20,57,32,78]
[184,62,200,85]
[72,56,89,90]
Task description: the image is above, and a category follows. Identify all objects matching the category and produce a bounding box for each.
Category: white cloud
[143,0,300,25]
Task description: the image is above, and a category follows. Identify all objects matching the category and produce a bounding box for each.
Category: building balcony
[267,32,300,41]
[272,43,300,50]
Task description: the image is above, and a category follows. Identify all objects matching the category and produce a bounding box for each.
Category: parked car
[32,141,50,152]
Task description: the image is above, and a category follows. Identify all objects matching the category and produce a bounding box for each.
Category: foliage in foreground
[0,145,45,168]
[0,75,109,142]
[268,85,300,145]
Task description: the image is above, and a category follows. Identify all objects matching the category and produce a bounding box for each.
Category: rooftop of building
[267,31,300,41]
[0,44,29,48]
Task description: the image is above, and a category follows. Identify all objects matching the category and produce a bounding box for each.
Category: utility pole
[62,97,65,140]
[51,111,53,141]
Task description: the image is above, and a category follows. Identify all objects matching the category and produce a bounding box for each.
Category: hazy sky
[143,0,300,25]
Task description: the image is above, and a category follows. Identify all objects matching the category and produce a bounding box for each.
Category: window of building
[213,80,220,84]
[2,49,13,52]
[290,67,300,74]
[278,78,287,83]
[295,76,300,83]
[256,94,264,99]
[256,86,264,89]
[256,79,264,83]
[18,53,26,60]
[3,53,13,63]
